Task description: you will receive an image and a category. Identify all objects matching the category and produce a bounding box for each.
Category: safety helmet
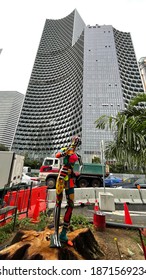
[71,135,81,147]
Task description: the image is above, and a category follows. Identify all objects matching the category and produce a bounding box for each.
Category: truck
[39,156,109,189]
[0,151,24,188]
[22,166,31,176]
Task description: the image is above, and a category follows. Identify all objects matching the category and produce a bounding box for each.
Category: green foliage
[131,230,146,246]
[33,212,52,231]
[0,231,11,244]
[110,163,144,174]
[92,156,101,164]
[95,93,146,171]
[18,217,34,230]
[109,163,126,173]
[0,212,52,244]
[0,143,9,151]
[17,212,51,231]
[24,153,42,169]
[70,214,92,230]
[0,212,92,245]
[0,220,15,243]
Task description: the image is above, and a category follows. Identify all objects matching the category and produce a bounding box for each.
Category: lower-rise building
[0,91,24,150]
[139,57,146,92]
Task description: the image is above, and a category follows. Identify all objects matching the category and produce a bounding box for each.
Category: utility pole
[100,140,105,192]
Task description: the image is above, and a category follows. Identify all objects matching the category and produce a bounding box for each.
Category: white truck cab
[23,166,31,175]
[39,157,61,188]
[42,157,60,168]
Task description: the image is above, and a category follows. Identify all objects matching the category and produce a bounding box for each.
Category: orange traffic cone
[93,199,100,227]
[94,199,99,211]
[124,203,133,225]
[31,199,40,223]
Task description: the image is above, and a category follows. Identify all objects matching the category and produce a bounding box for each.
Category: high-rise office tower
[12,10,144,162]
[0,91,24,150]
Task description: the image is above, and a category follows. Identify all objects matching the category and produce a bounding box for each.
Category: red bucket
[93,211,106,231]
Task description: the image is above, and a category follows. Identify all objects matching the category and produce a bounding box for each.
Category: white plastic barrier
[139,189,146,203]
[108,188,144,204]
[47,188,96,209]
[47,188,146,209]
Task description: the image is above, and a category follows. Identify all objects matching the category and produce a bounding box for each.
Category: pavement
[61,204,146,227]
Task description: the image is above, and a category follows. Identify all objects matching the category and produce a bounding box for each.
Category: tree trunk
[0,227,104,260]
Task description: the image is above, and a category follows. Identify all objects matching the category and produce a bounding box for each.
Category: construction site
[0,185,146,260]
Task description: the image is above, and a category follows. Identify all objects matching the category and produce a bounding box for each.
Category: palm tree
[95,93,146,171]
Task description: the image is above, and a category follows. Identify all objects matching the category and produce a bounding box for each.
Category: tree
[92,156,101,164]
[0,143,9,151]
[95,93,146,171]
[24,153,42,169]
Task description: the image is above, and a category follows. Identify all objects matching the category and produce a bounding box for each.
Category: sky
[0,0,145,95]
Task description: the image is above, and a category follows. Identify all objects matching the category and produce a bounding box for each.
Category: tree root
[0,227,104,260]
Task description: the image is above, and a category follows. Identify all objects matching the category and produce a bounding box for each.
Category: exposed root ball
[0,227,104,260]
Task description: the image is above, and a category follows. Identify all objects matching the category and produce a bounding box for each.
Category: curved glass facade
[113,28,144,107]
[12,10,144,162]
[12,10,85,159]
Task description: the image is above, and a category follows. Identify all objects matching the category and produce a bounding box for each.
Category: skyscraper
[0,91,24,150]
[12,10,144,162]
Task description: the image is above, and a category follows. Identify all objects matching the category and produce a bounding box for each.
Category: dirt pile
[93,227,146,260]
